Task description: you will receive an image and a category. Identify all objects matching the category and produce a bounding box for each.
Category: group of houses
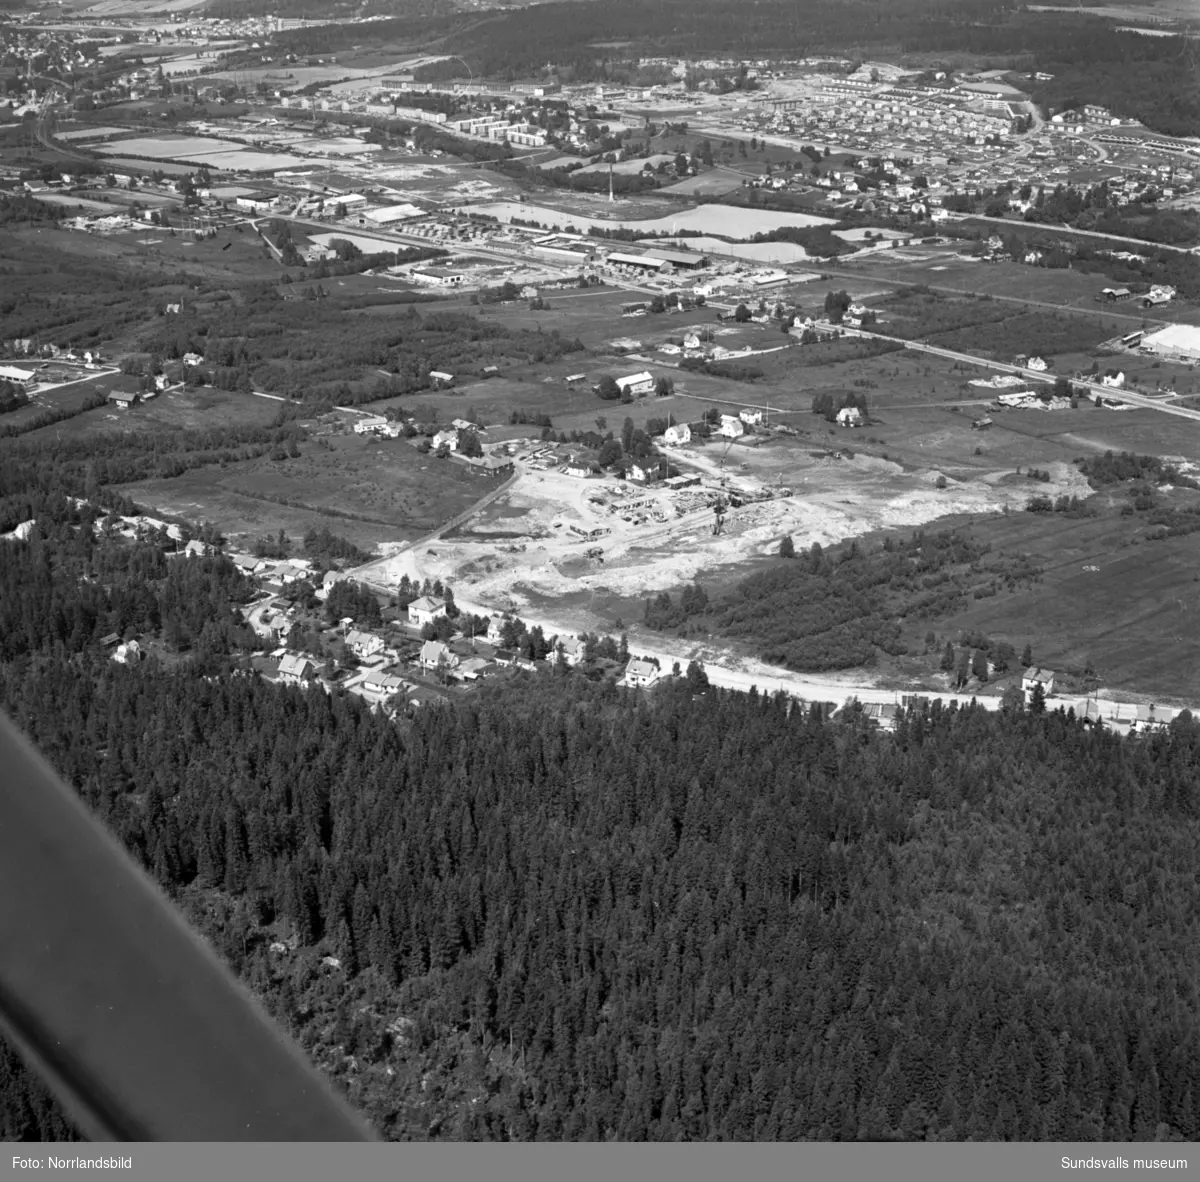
[268,589,668,705]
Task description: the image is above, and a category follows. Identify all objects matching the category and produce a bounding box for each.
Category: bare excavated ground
[378,441,1092,621]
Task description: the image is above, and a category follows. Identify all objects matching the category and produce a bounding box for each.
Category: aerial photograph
[1,0,1199,1159]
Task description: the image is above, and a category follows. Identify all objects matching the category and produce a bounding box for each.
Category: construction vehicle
[712,497,727,536]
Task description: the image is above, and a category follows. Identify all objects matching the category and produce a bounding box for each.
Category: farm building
[108,389,140,410]
[1140,324,1200,362]
[616,372,656,397]
[0,365,35,385]
[429,371,455,389]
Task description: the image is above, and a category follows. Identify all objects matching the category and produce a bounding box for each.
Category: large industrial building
[362,203,426,225]
[605,247,708,273]
[1140,324,1200,362]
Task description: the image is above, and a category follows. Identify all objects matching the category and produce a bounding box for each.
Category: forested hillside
[2,496,1200,1141]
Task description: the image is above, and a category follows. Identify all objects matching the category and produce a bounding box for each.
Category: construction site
[357,421,1093,633]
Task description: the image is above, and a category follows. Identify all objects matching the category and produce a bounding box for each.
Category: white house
[717,415,744,438]
[418,639,458,671]
[486,614,510,644]
[432,428,459,452]
[663,423,691,446]
[739,409,763,426]
[112,640,142,665]
[408,596,447,628]
[278,653,317,685]
[317,570,349,601]
[558,636,585,666]
[1022,666,1055,701]
[616,371,656,397]
[625,658,660,688]
[354,415,389,435]
[837,406,864,426]
[362,670,407,695]
[1101,372,1125,388]
[1026,356,1048,372]
[345,629,385,660]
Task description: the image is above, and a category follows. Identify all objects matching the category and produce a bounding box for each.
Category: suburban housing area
[6,0,1200,1149]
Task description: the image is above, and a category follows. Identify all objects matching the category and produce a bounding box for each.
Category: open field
[94,135,245,160]
[839,250,1200,325]
[119,429,498,550]
[657,171,746,198]
[12,383,282,443]
[931,505,1200,701]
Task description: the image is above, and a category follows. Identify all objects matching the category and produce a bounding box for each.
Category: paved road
[841,327,1200,423]
[942,211,1200,257]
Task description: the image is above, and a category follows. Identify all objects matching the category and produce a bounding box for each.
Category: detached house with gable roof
[1022,666,1055,702]
[345,629,385,660]
[278,653,317,686]
[408,596,447,628]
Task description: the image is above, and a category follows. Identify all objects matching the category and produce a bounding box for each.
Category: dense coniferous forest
[2,495,1200,1142]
